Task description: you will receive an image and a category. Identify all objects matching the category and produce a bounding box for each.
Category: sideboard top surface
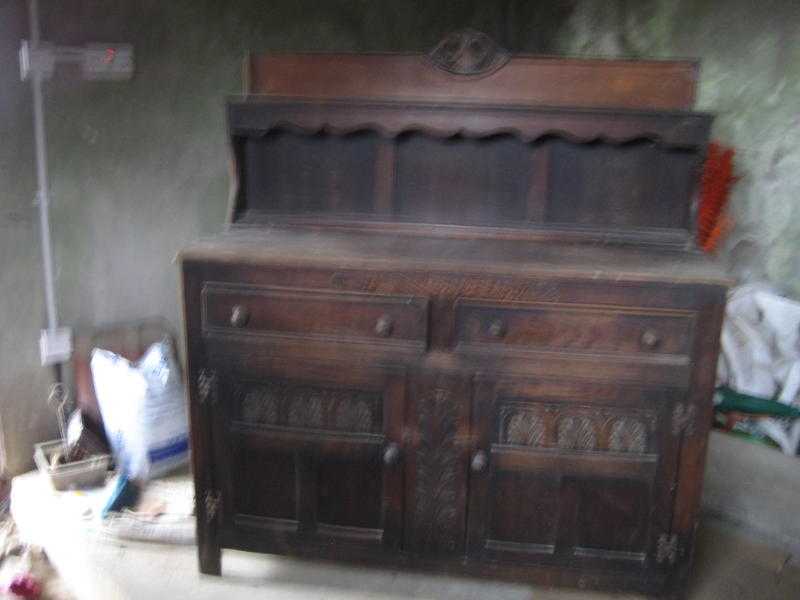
[180,228,731,287]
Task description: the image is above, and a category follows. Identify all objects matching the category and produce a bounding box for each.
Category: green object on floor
[715,386,800,418]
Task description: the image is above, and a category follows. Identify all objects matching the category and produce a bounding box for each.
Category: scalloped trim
[238,120,696,148]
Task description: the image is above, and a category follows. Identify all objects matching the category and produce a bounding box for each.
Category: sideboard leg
[199,543,222,576]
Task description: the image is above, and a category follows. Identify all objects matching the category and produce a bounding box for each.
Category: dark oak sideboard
[180,32,729,598]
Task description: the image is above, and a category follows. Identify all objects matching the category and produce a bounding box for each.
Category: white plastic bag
[90,338,189,480]
[717,284,800,454]
[719,284,800,403]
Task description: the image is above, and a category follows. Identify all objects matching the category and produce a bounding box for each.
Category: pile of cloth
[716,284,800,454]
[0,520,73,600]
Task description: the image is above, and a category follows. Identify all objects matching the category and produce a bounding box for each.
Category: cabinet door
[211,358,406,553]
[467,377,682,572]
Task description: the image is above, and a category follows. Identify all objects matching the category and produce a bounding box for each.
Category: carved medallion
[334,397,373,433]
[608,418,647,453]
[504,410,546,447]
[497,400,655,455]
[240,385,280,425]
[556,416,597,450]
[236,379,380,434]
[288,388,325,429]
[427,29,510,76]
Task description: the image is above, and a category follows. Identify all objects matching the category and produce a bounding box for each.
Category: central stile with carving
[412,388,461,552]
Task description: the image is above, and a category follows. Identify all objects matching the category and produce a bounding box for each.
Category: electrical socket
[81,44,134,81]
[39,327,73,366]
[19,40,134,82]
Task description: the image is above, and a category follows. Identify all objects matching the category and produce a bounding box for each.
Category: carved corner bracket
[197,368,217,406]
[672,403,696,437]
[427,29,510,77]
[656,533,681,565]
[204,490,221,524]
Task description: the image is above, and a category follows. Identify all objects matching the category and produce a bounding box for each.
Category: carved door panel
[404,373,472,556]
[211,359,406,552]
[467,376,684,572]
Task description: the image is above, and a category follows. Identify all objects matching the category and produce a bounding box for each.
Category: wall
[559,1,800,289]
[1,0,798,474]
[0,0,59,476]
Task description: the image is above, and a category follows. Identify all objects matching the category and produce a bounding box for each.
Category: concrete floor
[9,470,799,600]
[703,431,800,554]
[13,518,800,600]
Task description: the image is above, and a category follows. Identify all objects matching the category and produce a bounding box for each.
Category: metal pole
[29,0,59,332]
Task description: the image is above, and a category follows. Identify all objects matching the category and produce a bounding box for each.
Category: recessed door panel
[574,478,650,559]
[487,471,561,556]
[317,456,383,530]
[230,443,296,523]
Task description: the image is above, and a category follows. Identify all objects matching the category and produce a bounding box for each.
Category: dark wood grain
[405,374,471,556]
[202,283,429,349]
[205,358,407,554]
[246,52,698,110]
[467,375,672,572]
[226,97,711,249]
[182,265,221,575]
[182,250,726,594]
[180,32,728,597]
[453,299,695,358]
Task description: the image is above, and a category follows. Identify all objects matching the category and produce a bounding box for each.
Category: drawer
[202,283,429,347]
[454,300,694,358]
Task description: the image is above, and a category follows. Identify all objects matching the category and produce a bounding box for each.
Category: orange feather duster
[697,142,738,252]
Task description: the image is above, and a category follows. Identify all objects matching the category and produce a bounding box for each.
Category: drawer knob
[383,443,401,466]
[471,450,488,473]
[230,305,249,328]
[375,315,394,338]
[640,329,661,349]
[488,319,507,338]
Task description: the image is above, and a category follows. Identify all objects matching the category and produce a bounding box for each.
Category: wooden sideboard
[180,31,729,598]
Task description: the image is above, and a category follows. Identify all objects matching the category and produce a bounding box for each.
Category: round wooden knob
[488,319,506,338]
[375,315,394,338]
[640,329,661,349]
[471,450,488,473]
[383,443,401,466]
[230,305,249,328]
